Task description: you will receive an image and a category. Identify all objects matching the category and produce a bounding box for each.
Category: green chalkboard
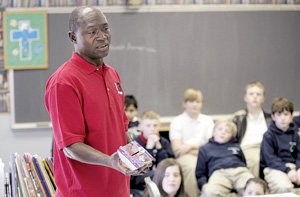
[10,10,300,128]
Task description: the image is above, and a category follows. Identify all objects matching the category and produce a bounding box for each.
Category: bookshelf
[0,0,299,6]
[2,4,300,14]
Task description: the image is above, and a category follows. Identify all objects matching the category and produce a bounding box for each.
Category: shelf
[3,4,300,13]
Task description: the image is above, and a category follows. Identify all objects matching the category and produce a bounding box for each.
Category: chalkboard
[11,9,300,128]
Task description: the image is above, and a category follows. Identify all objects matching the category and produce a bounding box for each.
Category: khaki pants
[177,154,200,197]
[263,163,295,194]
[201,167,254,197]
[241,143,260,177]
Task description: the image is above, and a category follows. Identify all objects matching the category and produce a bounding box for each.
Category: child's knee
[201,184,230,197]
[269,181,293,194]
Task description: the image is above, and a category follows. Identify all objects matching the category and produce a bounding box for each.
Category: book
[145,177,161,197]
[15,154,29,197]
[42,159,55,190]
[117,141,154,171]
[9,154,18,197]
[36,157,55,196]
[32,156,51,197]
[19,155,36,197]
[0,158,4,197]
[23,153,44,197]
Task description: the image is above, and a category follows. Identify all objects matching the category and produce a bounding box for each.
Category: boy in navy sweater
[125,95,140,139]
[260,97,300,194]
[196,120,254,197]
[130,110,174,193]
[294,115,300,128]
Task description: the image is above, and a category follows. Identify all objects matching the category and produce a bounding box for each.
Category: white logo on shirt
[114,82,123,95]
[289,142,297,153]
[228,147,240,155]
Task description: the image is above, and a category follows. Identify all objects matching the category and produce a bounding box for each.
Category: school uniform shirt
[45,52,130,197]
[128,117,139,129]
[127,117,140,139]
[260,121,300,174]
[232,109,272,144]
[294,116,300,128]
[241,110,268,147]
[195,138,247,189]
[169,112,214,147]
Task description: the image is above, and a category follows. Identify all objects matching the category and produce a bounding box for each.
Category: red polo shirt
[45,52,129,197]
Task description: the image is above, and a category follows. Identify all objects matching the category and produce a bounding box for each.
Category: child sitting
[144,158,186,197]
[169,88,214,197]
[196,119,254,197]
[294,115,300,128]
[260,97,300,194]
[130,110,174,193]
[125,95,140,139]
[232,81,272,177]
[243,177,269,196]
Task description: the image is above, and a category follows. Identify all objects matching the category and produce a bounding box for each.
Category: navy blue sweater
[260,121,300,174]
[195,138,247,189]
[294,116,300,128]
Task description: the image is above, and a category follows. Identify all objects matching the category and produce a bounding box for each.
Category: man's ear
[68,31,76,43]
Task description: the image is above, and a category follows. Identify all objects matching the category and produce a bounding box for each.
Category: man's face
[244,86,265,110]
[272,110,293,132]
[73,8,111,63]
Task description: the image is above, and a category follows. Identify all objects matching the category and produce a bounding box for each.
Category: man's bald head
[69,7,102,33]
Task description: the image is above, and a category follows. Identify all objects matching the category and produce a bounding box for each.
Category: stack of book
[8,153,55,197]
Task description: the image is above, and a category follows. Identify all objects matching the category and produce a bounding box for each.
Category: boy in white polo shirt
[169,88,214,197]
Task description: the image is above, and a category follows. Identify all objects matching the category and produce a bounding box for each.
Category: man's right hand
[109,152,152,176]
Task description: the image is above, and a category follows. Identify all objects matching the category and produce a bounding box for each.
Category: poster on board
[3,11,48,70]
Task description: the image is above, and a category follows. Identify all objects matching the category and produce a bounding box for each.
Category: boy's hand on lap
[288,169,297,183]
[296,169,300,185]
[176,145,192,157]
[202,184,208,192]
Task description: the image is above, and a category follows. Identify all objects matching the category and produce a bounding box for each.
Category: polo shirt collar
[183,112,202,123]
[70,52,106,74]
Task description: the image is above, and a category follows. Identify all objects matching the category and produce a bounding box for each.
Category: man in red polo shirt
[45,6,142,196]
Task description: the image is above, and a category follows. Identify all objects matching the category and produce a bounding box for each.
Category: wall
[2,6,300,171]
[0,113,52,171]
[11,9,300,127]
